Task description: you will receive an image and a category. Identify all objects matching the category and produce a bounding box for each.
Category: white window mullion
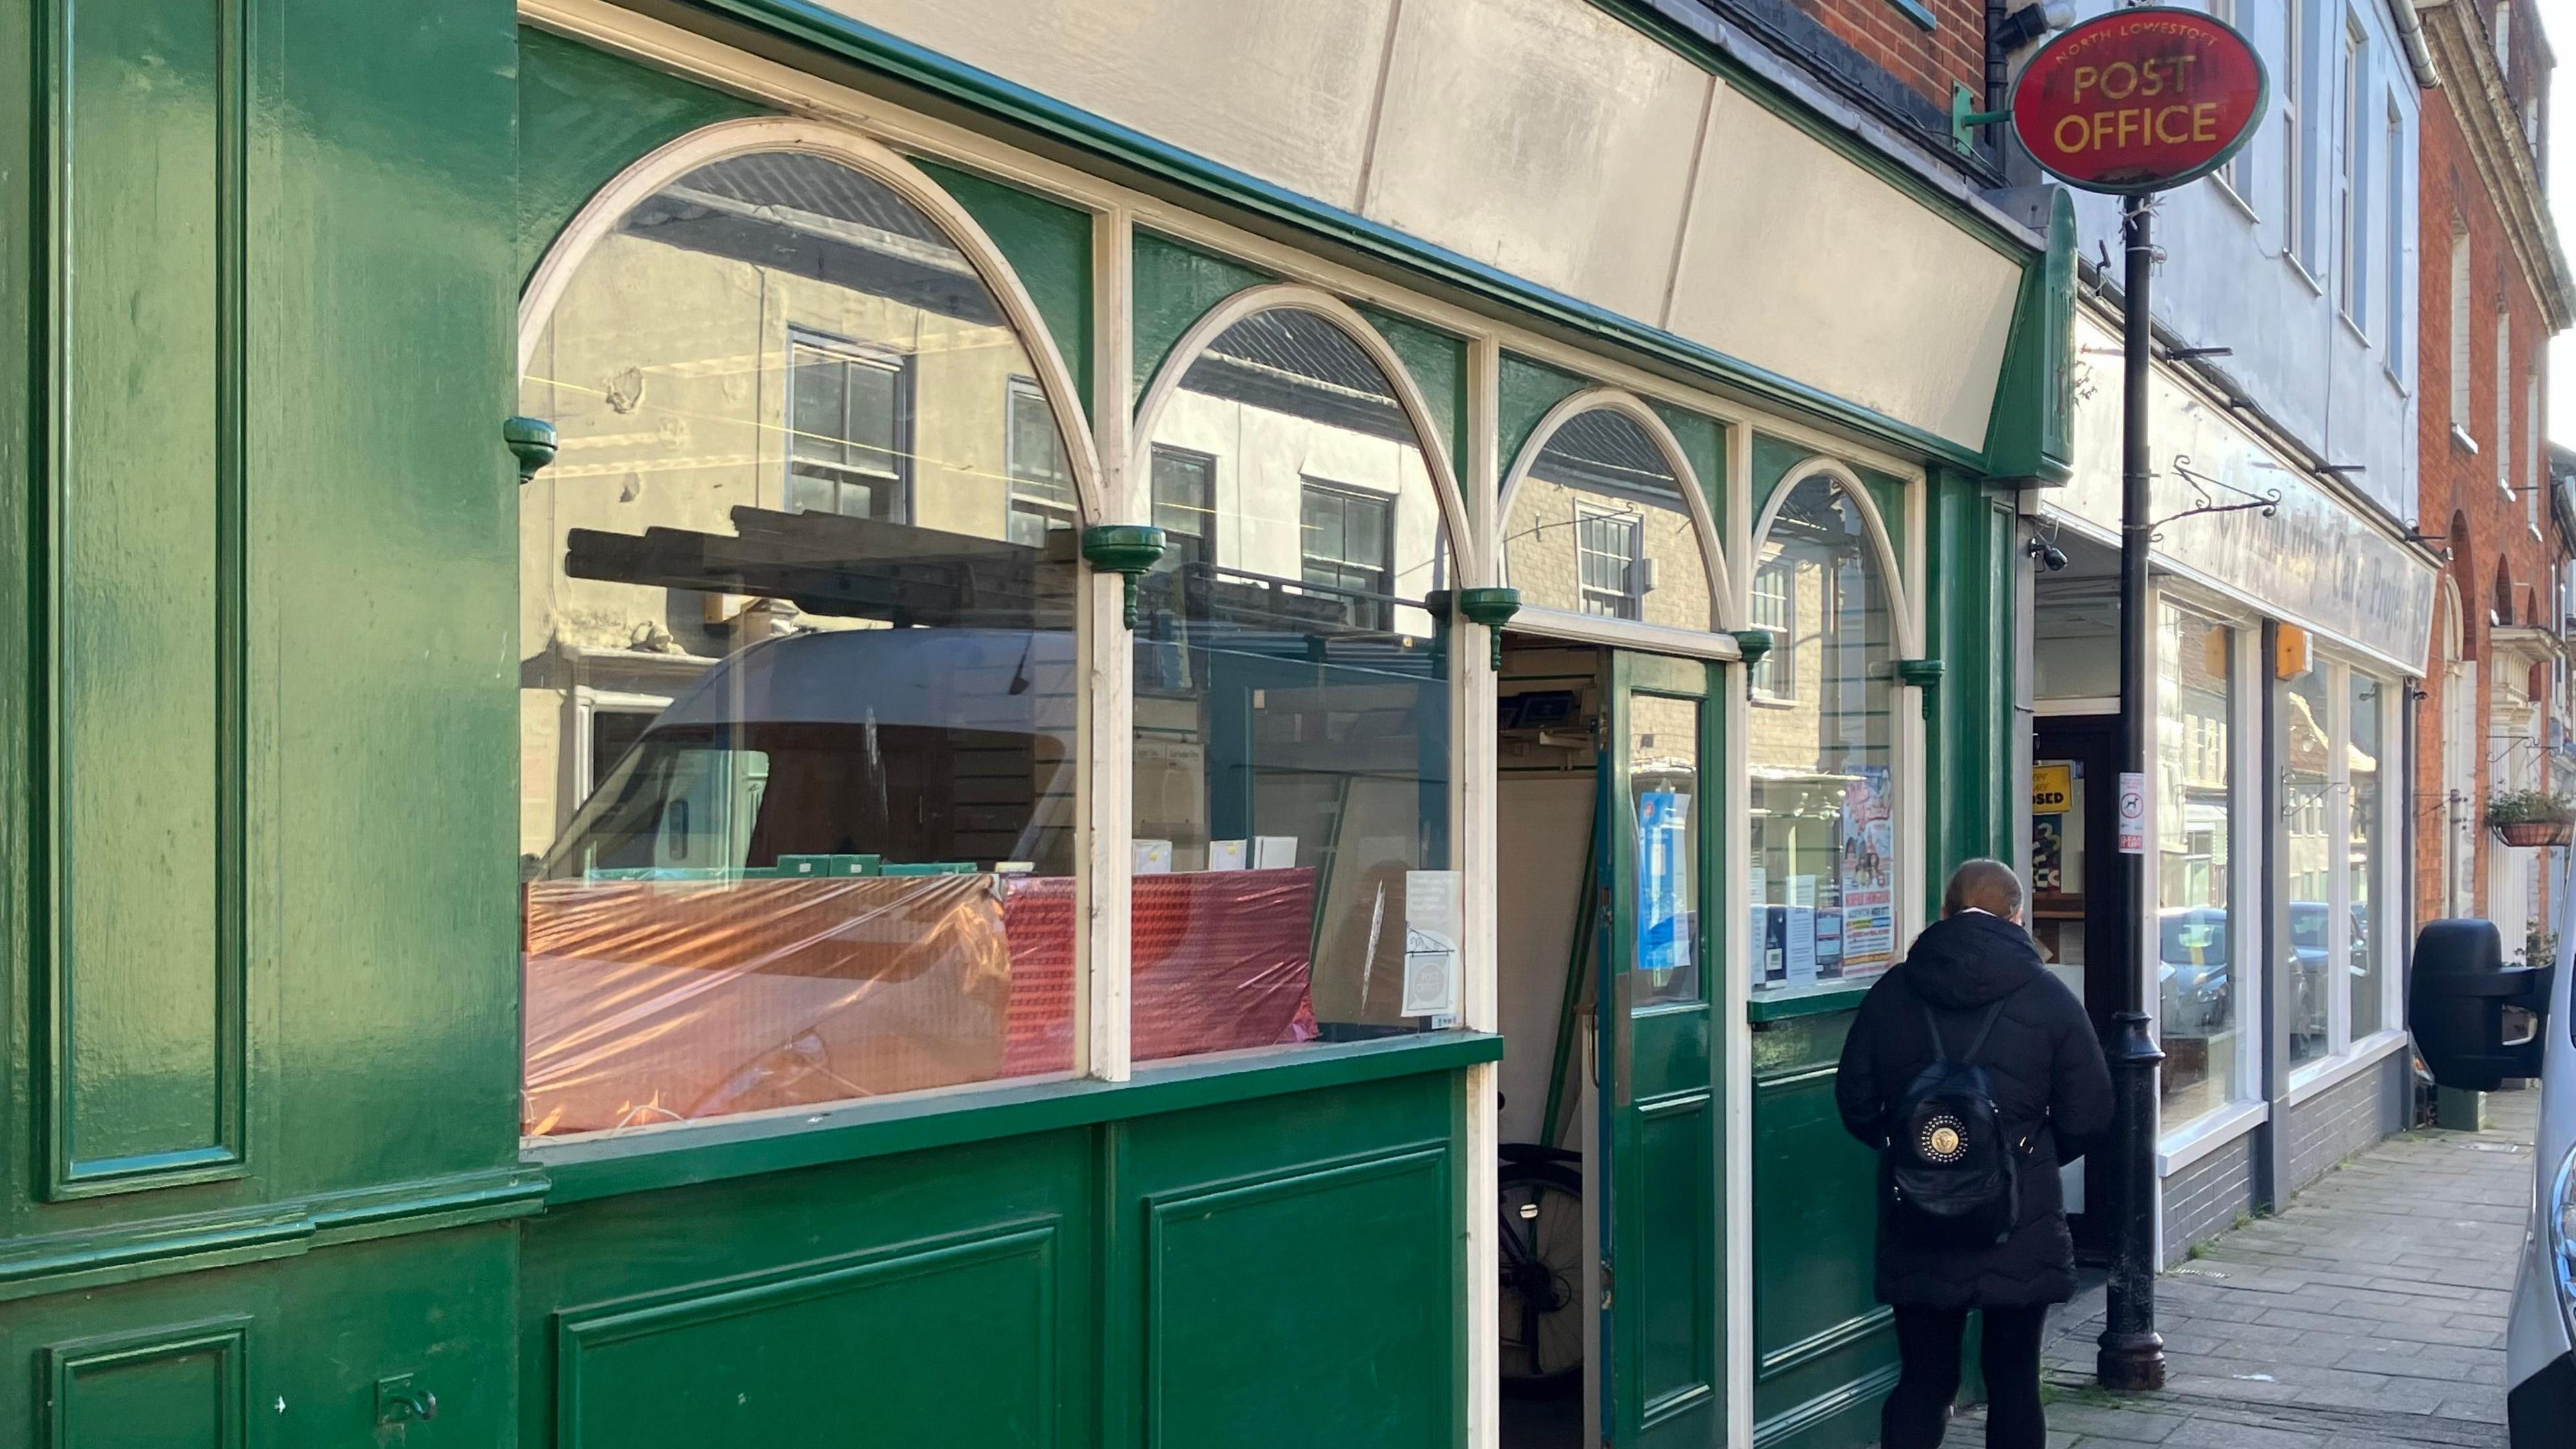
[1085,205,1135,1083]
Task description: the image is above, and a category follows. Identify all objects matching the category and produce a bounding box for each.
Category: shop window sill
[529,1031,1501,1206]
[2284,1029,2409,1107]
[2155,1099,2267,1177]
[1747,980,1874,1022]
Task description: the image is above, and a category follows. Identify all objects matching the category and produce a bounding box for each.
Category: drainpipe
[2390,0,2443,89]
[1985,0,2010,113]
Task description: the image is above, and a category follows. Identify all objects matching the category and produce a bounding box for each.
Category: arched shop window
[1747,469,1901,991]
[1500,398,1725,631]
[1132,297,1458,1053]
[515,133,1095,1136]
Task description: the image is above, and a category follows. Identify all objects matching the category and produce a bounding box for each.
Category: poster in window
[1636,790,1693,987]
[1839,765,1896,971]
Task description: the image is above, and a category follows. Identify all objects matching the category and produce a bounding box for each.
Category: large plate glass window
[1748,472,1898,992]
[516,147,1086,1137]
[2157,604,2241,1128]
[1132,304,1454,1054]
[2281,663,2334,1067]
[2349,672,2386,1038]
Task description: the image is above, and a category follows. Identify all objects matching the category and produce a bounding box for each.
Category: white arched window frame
[1129,283,1476,578]
[1496,387,1740,657]
[517,116,1105,523]
[513,114,1116,1075]
[1748,458,1927,949]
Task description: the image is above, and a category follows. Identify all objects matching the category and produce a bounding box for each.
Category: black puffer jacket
[1833,912,2113,1310]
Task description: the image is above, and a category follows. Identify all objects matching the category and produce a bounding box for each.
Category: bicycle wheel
[1497,1158,1585,1395]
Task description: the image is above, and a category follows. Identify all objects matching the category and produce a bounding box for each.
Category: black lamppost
[2098,190,2167,1393]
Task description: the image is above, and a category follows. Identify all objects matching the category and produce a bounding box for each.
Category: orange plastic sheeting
[1000,869,1320,1075]
[523,874,1015,1134]
[524,868,1322,1136]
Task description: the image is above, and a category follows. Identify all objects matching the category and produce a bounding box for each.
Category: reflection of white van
[535,627,1079,880]
[2411,899,2574,1444]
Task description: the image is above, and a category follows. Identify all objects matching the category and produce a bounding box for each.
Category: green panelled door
[1597,651,1723,1446]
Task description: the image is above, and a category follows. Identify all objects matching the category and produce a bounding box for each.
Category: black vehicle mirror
[2408,918,2554,1091]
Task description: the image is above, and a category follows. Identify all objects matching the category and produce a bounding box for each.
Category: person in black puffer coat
[1835,859,2112,1449]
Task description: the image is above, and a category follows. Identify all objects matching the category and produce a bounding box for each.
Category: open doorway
[1493,633,1725,1449]
[2031,529,2131,1256]
[1495,637,1603,1449]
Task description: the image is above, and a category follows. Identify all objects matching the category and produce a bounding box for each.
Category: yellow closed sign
[2032,763,2073,815]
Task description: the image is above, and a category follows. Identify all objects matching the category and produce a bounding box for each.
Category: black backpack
[1884,991,2025,1246]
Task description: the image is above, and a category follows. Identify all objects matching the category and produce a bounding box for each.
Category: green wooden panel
[1632,1093,1715,1412]
[1112,1072,1460,1449]
[1650,403,1728,534]
[1923,479,2019,908]
[1749,433,1805,521]
[1358,307,1466,474]
[559,1224,1057,1448]
[40,0,247,1197]
[1982,189,2076,485]
[918,160,1095,420]
[1132,231,1269,402]
[261,0,525,1194]
[1750,1019,1894,1449]
[43,1320,247,1449]
[523,1129,1097,1449]
[1144,1148,1450,1449]
[516,26,765,281]
[1497,353,1587,483]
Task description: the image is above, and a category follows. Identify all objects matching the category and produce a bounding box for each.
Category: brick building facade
[2414,0,2573,951]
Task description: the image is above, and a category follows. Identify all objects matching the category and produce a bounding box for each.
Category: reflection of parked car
[2158,908,2231,1038]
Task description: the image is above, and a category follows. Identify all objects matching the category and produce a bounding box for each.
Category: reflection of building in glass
[1500,408,1713,632]
[1747,474,1895,986]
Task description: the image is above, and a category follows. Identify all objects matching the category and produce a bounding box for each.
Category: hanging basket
[2493,820,2575,848]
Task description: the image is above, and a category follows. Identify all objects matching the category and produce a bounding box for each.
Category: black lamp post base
[2096,1332,2168,1391]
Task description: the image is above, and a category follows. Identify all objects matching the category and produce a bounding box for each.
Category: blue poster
[1637,790,1693,981]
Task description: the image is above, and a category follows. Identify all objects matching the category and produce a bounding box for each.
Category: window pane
[1631,694,1703,1007]
[517,150,1083,1136]
[1150,446,1216,573]
[2282,663,2333,1067]
[2157,605,2239,1128]
[1134,305,1454,1056]
[1502,408,1713,630]
[2349,674,2383,1038]
[1748,474,1896,991]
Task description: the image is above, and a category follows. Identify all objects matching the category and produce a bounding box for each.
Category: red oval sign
[2011,7,2267,194]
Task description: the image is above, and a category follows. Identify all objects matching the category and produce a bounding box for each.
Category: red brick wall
[2412,94,2563,930]
[1793,0,1990,109]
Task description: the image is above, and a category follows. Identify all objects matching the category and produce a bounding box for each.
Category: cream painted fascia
[793,0,2030,449]
[2418,0,2576,329]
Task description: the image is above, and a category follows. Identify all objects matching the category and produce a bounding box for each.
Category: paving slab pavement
[1930,1086,2536,1449]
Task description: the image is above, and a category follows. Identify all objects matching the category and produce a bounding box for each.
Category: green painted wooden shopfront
[0,2,2067,1446]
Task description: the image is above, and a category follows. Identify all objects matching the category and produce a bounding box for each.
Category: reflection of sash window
[1151,445,1217,574]
[1004,376,1077,545]
[786,329,910,521]
[1575,503,1644,619]
[1297,481,1394,633]
[1751,557,1796,699]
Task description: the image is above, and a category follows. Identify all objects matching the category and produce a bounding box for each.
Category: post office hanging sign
[2011,7,2267,194]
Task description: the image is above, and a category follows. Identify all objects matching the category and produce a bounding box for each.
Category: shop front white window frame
[2285,647,2409,1102]
[2143,582,2268,1157]
[1745,459,1927,990]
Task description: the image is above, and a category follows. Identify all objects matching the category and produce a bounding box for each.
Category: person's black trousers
[1878,1303,2050,1449]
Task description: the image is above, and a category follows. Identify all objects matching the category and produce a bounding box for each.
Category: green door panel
[1750,1013,1895,1449]
[517,26,766,281]
[557,1223,1057,1448]
[1131,231,1270,402]
[42,1320,248,1449]
[917,162,1095,418]
[40,0,247,1197]
[1598,653,1724,1447]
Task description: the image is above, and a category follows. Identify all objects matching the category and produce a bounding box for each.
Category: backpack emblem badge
[1920,1120,1965,1163]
